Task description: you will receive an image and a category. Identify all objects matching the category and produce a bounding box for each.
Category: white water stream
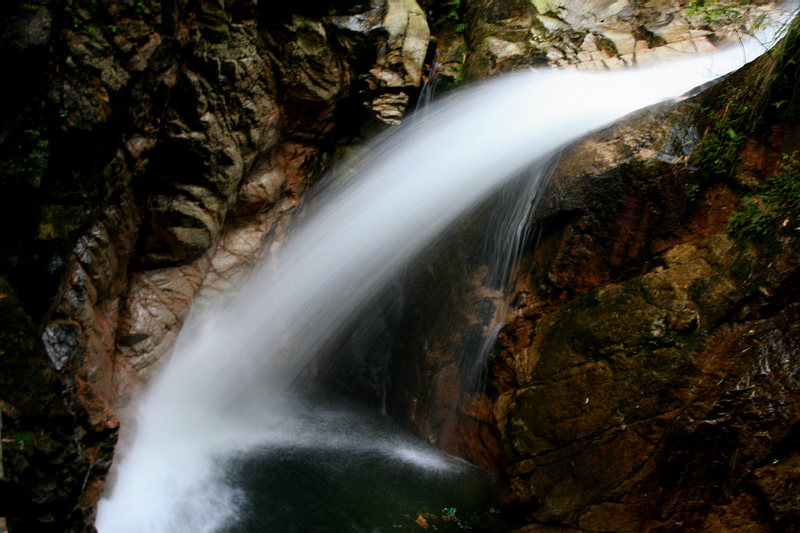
[97,18,792,533]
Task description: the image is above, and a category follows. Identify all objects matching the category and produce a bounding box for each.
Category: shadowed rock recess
[1,0,799,531]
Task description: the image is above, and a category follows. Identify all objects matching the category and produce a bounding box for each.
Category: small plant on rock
[729,151,800,240]
[687,0,767,34]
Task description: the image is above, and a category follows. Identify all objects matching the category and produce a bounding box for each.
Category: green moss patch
[729,151,800,240]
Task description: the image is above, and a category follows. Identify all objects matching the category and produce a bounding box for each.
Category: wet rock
[499,235,800,522]
[42,321,81,371]
[701,493,772,533]
[483,31,800,530]
[495,221,800,530]
[464,0,782,76]
[116,261,209,381]
[754,451,800,530]
[276,16,349,127]
[23,0,435,419]
[5,5,53,50]
[0,0,434,528]
[0,277,117,533]
[138,22,278,268]
[365,0,430,123]
[370,91,412,123]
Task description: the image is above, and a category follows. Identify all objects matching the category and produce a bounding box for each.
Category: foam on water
[96,17,793,533]
[391,447,457,471]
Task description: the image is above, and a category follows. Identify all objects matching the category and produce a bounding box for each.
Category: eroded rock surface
[483,32,800,531]
[463,0,781,77]
[499,236,800,530]
[0,277,117,533]
[0,0,431,529]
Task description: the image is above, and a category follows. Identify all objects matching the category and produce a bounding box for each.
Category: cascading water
[97,17,793,532]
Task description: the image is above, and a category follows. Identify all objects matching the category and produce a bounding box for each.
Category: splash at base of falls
[99,395,502,532]
[221,399,504,533]
[223,449,499,533]
[97,12,795,532]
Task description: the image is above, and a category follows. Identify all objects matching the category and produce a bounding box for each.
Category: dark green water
[221,408,508,533]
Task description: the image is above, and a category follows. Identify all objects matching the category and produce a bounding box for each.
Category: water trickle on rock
[97,23,788,532]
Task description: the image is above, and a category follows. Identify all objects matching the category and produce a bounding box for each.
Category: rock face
[485,27,800,531]
[0,276,117,533]
[367,0,430,123]
[0,0,431,530]
[390,0,794,468]
[460,0,776,78]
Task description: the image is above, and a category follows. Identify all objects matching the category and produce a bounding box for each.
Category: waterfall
[96,22,789,532]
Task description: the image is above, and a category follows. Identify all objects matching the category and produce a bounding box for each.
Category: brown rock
[485,26,800,530]
[754,451,800,531]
